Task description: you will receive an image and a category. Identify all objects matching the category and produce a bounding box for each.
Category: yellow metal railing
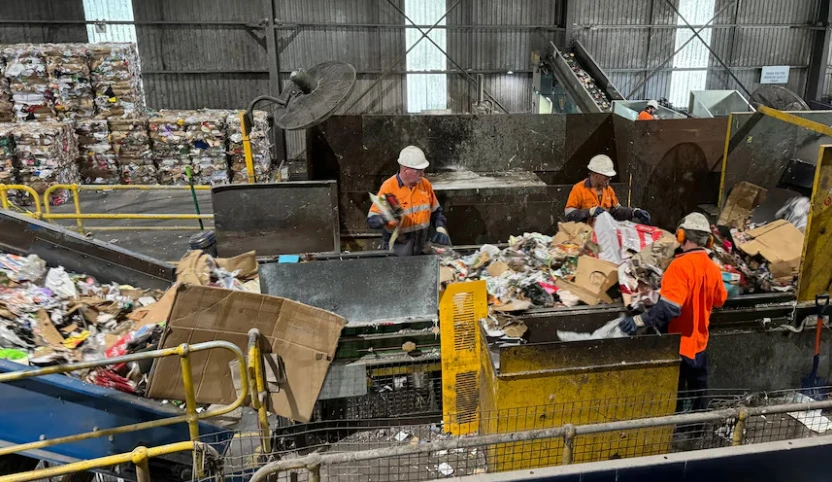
[0,442,196,482]
[0,184,42,219]
[39,184,214,234]
[0,338,263,482]
[0,341,247,458]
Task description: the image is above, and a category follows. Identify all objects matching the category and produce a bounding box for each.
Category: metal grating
[453,292,476,351]
[454,371,478,424]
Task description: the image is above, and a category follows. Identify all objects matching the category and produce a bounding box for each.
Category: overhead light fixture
[507,70,514,75]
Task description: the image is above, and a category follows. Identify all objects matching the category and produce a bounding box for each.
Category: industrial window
[83,0,138,43]
[668,0,715,108]
[405,0,448,113]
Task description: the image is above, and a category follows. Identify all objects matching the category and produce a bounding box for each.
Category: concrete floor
[49,188,214,261]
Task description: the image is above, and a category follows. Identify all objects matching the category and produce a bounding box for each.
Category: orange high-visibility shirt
[660,250,728,359]
[368,174,440,234]
[565,178,620,211]
[637,110,655,120]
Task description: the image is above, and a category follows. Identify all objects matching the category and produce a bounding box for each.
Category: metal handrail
[0,442,196,482]
[0,340,249,458]
[0,184,42,218]
[39,183,215,234]
[249,398,832,482]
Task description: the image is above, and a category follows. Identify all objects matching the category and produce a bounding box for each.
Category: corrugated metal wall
[133,0,270,111]
[0,0,830,158]
[575,0,821,105]
[0,0,87,44]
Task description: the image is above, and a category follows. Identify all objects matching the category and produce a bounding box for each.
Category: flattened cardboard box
[147,285,345,422]
[735,219,804,279]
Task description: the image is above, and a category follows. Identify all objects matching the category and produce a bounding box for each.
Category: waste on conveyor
[0,249,259,396]
[440,208,802,317]
[562,52,611,111]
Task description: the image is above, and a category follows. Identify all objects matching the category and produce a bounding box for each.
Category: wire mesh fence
[193,386,832,482]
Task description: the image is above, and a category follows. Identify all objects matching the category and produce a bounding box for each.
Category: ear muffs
[676,228,715,248]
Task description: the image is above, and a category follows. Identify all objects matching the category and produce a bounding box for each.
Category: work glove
[618,314,645,335]
[589,206,606,218]
[634,208,652,225]
[367,214,386,230]
[432,226,452,246]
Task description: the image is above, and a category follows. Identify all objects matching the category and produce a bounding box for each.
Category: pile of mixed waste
[0,248,260,396]
[440,194,804,319]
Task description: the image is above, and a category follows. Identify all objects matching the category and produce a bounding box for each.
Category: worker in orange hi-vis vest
[619,212,728,412]
[367,146,449,256]
[564,154,651,225]
[637,99,659,120]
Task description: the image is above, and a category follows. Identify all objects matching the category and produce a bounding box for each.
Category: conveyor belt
[545,41,624,113]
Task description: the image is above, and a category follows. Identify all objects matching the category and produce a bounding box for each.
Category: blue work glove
[634,208,652,225]
[367,214,386,230]
[589,206,606,218]
[618,315,645,335]
[432,226,451,246]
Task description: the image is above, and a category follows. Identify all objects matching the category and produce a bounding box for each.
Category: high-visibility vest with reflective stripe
[368,175,440,235]
[566,178,620,211]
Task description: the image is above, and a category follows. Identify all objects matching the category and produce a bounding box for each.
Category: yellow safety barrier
[40,184,214,235]
[0,340,248,458]
[0,184,42,219]
[0,442,195,482]
[0,331,275,482]
[247,328,273,455]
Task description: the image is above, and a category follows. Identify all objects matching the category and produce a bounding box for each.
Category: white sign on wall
[760,66,790,84]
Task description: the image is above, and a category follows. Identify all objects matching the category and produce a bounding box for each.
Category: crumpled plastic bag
[776,196,810,233]
[593,212,622,264]
[557,316,628,341]
[44,267,78,299]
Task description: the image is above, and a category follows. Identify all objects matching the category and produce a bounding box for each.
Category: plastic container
[722,271,741,298]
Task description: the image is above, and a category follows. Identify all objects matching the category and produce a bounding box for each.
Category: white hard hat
[647,100,659,109]
[678,212,711,232]
[397,146,429,170]
[587,154,616,177]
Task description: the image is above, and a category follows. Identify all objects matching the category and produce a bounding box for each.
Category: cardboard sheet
[175,251,211,285]
[216,251,258,280]
[552,221,593,246]
[718,181,767,229]
[146,285,345,422]
[735,220,804,278]
[575,256,619,293]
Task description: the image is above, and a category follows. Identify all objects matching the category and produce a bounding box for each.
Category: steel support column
[267,1,288,166]
[806,0,832,101]
[562,0,578,47]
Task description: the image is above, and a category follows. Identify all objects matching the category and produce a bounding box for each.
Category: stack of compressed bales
[226,110,272,183]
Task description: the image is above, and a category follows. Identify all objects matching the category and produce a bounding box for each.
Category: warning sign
[761,66,790,84]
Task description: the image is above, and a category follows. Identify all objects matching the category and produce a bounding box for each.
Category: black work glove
[589,206,606,218]
[432,227,451,246]
[618,315,645,335]
[367,214,386,230]
[634,208,652,225]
